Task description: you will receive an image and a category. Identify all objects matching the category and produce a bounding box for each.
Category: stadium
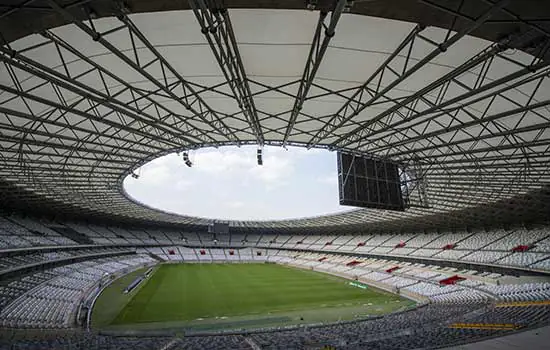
[1,0,550,349]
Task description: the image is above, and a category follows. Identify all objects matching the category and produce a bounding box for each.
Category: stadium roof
[0,0,549,234]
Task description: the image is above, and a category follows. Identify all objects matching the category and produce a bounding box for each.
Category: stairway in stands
[51,227,94,244]
[147,251,165,262]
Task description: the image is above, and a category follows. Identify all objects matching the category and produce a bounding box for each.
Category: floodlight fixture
[183,151,193,167]
[257,148,263,166]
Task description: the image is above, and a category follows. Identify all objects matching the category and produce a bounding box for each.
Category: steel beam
[39,30,217,144]
[305,23,427,148]
[47,0,241,144]
[282,0,348,145]
[0,57,190,148]
[372,97,550,156]
[189,0,264,145]
[334,38,512,148]
[308,0,510,148]
[361,62,550,145]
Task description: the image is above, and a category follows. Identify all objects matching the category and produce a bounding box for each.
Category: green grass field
[93,263,414,331]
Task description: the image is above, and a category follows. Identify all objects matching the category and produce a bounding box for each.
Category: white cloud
[317,172,338,185]
[249,154,293,184]
[193,148,252,173]
[175,179,193,190]
[124,145,348,220]
[138,164,171,186]
[292,146,325,156]
[190,147,295,186]
[226,201,245,208]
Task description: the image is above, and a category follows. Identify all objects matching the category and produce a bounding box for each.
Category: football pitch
[93,263,415,331]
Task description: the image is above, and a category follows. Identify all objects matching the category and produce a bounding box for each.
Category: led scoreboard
[337,151,405,211]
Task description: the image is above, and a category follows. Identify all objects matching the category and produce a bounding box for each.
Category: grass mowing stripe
[105,263,411,327]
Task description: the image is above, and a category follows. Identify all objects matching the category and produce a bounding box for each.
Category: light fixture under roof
[183,152,193,168]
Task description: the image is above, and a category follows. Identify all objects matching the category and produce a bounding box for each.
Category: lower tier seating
[1,304,549,349]
[0,255,155,328]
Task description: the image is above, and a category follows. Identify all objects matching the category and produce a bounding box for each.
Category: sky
[124,146,354,220]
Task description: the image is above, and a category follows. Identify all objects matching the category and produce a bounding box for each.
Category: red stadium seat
[439,275,466,285]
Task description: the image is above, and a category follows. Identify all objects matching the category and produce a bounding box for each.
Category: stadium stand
[0,254,155,329]
[2,0,550,347]
[7,217,543,274]
[1,218,549,349]
[1,302,548,349]
[1,223,549,347]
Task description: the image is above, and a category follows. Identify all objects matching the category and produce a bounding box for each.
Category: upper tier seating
[456,230,510,250]
[402,234,440,248]
[497,252,550,268]
[5,215,549,274]
[0,248,129,275]
[483,229,549,251]
[461,251,512,264]
[423,233,472,249]
[477,283,550,302]
[0,217,77,248]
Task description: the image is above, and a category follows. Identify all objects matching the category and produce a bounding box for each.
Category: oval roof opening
[124,145,355,220]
